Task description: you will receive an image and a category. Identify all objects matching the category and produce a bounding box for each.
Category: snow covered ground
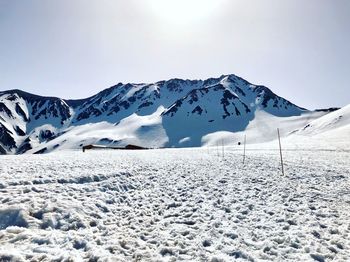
[0,145,349,261]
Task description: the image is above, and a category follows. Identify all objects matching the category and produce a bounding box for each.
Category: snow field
[0,147,349,261]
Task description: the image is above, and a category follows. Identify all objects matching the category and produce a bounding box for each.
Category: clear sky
[0,0,349,109]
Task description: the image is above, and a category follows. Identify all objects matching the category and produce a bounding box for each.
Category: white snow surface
[296,104,350,135]
[26,106,168,153]
[202,104,350,150]
[0,145,349,261]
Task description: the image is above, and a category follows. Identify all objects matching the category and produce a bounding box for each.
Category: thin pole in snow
[277,128,285,176]
[243,135,246,165]
[222,139,224,160]
[216,142,219,157]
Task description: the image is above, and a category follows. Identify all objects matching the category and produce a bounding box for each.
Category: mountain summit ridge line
[0,73,322,154]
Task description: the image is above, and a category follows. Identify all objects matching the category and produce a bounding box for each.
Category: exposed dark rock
[138,101,153,110]
[0,102,13,117]
[15,103,28,121]
[315,107,340,113]
[0,144,6,154]
[17,142,32,154]
[14,126,26,136]
[192,106,203,115]
[162,100,183,117]
[33,147,47,154]
[0,123,16,149]
[120,101,130,109]
[40,130,56,141]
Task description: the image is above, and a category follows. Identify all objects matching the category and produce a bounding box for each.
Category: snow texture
[0,145,349,261]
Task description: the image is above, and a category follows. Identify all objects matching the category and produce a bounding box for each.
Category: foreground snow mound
[0,148,349,261]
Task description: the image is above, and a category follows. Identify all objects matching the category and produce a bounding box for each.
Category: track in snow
[0,148,349,261]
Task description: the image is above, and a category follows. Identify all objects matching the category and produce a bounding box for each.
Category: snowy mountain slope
[272,104,350,150]
[162,83,255,147]
[201,104,350,151]
[25,107,168,154]
[0,74,331,154]
[66,79,203,125]
[201,109,327,146]
[295,104,350,135]
[161,75,307,147]
[0,90,71,153]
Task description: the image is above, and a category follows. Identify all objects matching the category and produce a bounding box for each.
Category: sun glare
[149,0,224,25]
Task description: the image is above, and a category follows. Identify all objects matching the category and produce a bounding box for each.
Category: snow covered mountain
[295,104,350,135]
[0,74,330,154]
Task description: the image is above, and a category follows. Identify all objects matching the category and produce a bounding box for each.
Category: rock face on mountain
[0,74,307,154]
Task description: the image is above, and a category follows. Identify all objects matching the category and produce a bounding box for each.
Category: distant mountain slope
[0,74,313,154]
[260,104,350,151]
[296,104,350,135]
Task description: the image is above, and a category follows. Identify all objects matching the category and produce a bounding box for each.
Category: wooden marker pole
[277,128,285,176]
[243,135,246,165]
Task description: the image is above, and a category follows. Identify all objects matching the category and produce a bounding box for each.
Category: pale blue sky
[0,0,349,109]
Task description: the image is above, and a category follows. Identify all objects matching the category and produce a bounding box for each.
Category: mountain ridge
[0,73,327,154]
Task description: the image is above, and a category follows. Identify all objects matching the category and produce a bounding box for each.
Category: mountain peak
[0,74,309,154]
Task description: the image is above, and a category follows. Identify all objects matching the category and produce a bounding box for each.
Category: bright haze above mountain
[0,0,349,109]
